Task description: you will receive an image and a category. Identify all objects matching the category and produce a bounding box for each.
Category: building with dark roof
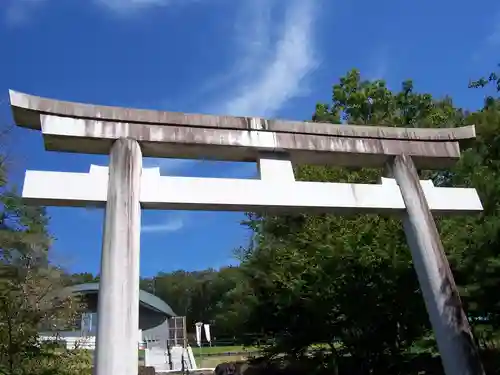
[39,283,197,370]
[40,283,177,348]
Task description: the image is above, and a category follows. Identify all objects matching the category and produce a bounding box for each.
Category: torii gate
[9,90,484,375]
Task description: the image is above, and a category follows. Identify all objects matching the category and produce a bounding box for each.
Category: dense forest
[3,68,500,374]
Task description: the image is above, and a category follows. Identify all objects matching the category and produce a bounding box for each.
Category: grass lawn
[191,345,258,357]
[190,343,337,358]
[138,349,145,366]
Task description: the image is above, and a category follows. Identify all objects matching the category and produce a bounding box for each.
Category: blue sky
[0,0,498,277]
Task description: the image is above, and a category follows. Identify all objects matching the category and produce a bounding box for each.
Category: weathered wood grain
[388,154,484,375]
[10,90,475,141]
[95,138,142,375]
[39,114,463,169]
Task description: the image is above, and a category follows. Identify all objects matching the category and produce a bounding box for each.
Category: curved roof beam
[9,90,476,169]
[9,90,475,140]
[66,283,176,317]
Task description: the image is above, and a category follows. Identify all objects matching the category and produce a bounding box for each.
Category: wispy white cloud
[4,0,46,26]
[205,0,320,117]
[142,215,184,234]
[94,0,196,13]
[146,0,320,173]
[367,46,389,81]
[486,11,500,47]
[3,0,196,24]
[472,10,500,61]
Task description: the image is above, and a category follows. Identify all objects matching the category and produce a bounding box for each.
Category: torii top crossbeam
[10,90,474,169]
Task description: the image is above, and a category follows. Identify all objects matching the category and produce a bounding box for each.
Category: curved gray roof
[66,283,176,317]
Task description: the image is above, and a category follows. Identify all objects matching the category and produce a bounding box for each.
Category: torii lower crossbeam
[23,158,481,215]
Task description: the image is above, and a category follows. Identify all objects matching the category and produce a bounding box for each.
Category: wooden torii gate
[9,90,485,375]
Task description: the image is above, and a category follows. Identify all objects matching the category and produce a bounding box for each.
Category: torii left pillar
[94,138,142,375]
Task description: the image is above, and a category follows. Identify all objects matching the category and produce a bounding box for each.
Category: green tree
[469,63,500,108]
[237,69,472,373]
[141,267,244,338]
[0,129,83,375]
[438,101,500,345]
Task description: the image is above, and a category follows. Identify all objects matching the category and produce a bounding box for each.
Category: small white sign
[195,322,203,347]
[203,324,211,345]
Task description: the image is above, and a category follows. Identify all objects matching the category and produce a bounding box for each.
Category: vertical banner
[195,322,203,347]
[203,324,211,346]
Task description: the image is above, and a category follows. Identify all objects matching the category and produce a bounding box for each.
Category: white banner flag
[203,324,211,345]
[195,322,203,347]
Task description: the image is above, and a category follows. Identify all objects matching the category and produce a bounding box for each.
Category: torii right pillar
[388,154,484,375]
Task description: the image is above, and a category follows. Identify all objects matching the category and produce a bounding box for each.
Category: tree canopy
[0,128,86,375]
